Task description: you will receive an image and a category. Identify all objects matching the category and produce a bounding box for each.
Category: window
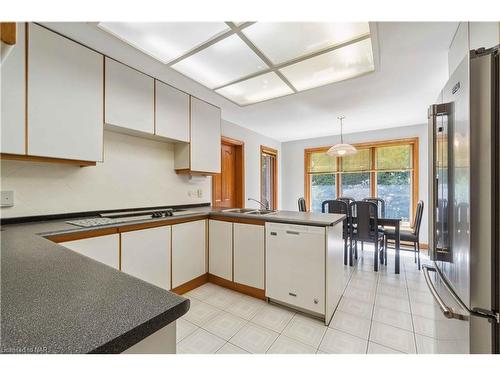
[304,138,418,223]
[261,146,278,210]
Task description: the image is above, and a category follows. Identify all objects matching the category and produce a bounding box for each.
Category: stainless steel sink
[222,208,257,214]
[246,209,276,215]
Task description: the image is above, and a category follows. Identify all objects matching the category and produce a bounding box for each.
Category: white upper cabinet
[121,226,171,290]
[155,81,189,142]
[175,97,221,174]
[1,23,25,155]
[191,97,221,173]
[27,23,104,161]
[105,57,154,134]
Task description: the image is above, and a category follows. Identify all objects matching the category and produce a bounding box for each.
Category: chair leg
[361,241,364,251]
[355,240,358,260]
[414,242,417,263]
[373,240,378,272]
[343,236,348,266]
[417,242,421,270]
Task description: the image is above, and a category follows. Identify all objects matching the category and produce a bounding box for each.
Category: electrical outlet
[197,189,203,198]
[1,191,14,207]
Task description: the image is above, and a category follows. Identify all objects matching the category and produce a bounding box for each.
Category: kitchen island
[1,205,347,353]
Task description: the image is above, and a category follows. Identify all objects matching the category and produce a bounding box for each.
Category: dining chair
[362,197,386,218]
[298,197,307,212]
[384,200,424,270]
[322,200,350,265]
[349,201,385,272]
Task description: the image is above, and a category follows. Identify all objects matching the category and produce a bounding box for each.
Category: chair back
[350,201,379,241]
[322,200,349,237]
[322,200,348,215]
[298,197,307,212]
[337,196,355,205]
[413,200,424,236]
[363,197,386,217]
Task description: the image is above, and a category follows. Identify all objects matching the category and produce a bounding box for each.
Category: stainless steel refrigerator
[427,46,499,354]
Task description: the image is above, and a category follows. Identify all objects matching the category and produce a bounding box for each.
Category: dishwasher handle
[286,230,300,235]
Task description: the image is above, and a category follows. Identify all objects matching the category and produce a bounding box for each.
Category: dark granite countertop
[0,223,189,354]
[0,206,343,354]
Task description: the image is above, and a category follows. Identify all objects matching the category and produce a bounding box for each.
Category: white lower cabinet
[121,226,171,290]
[233,223,265,289]
[265,223,325,315]
[61,234,119,269]
[172,220,206,288]
[208,220,232,281]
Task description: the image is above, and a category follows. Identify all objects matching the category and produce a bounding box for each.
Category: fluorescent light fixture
[98,22,229,63]
[279,38,374,91]
[242,22,370,64]
[216,72,293,105]
[171,34,267,89]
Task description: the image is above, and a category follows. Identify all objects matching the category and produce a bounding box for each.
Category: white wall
[281,124,429,242]
[0,131,211,218]
[0,121,281,218]
[221,120,282,209]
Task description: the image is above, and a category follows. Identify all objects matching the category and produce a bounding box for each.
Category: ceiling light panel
[242,22,370,64]
[98,22,229,63]
[279,38,375,92]
[171,34,268,89]
[216,72,293,105]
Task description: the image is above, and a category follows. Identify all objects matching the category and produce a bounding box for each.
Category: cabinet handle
[289,292,297,297]
[286,230,300,235]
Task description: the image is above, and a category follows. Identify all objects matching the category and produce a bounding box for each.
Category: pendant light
[327,116,357,157]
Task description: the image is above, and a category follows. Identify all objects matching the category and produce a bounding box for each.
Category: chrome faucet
[248,197,270,210]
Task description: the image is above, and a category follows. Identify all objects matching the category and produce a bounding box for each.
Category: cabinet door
[234,223,264,289]
[1,22,25,155]
[105,58,154,134]
[208,220,232,281]
[155,81,189,142]
[61,234,119,269]
[190,97,221,173]
[121,226,171,290]
[27,23,103,162]
[171,220,206,288]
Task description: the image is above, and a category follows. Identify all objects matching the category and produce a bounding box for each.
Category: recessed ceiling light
[98,22,229,63]
[171,34,268,89]
[279,38,375,91]
[242,22,370,64]
[215,72,293,105]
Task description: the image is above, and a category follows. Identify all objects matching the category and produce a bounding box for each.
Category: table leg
[395,222,400,274]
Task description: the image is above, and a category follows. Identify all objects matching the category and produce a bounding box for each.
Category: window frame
[304,137,419,224]
[261,145,278,210]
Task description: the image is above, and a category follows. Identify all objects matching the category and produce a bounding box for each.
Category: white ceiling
[221,22,459,141]
[42,22,458,143]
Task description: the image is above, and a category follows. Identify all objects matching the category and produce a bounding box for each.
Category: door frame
[260,145,278,210]
[212,136,245,208]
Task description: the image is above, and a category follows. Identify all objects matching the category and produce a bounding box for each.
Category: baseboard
[171,273,208,295]
[208,274,266,300]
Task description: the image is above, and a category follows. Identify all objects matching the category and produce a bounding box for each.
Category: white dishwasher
[265,222,325,315]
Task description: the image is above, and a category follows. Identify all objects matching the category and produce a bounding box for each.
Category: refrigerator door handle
[423,265,500,323]
[422,265,469,321]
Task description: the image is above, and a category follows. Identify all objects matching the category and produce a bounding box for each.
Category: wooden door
[213,143,236,208]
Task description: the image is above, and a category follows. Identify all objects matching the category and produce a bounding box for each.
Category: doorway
[260,145,278,210]
[212,137,245,208]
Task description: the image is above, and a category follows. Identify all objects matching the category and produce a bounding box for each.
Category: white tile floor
[176,246,439,354]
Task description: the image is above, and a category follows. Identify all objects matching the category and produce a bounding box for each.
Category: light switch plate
[1,191,14,207]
